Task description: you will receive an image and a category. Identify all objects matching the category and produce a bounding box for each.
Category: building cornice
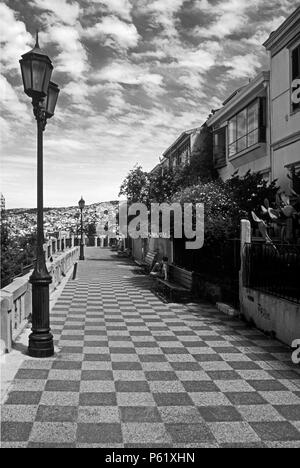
[263,6,300,55]
[207,71,270,128]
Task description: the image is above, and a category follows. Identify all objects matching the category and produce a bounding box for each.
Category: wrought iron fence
[244,242,300,304]
[173,238,241,307]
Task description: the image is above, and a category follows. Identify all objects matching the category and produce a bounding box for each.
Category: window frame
[227,98,265,159]
[213,126,227,169]
[290,39,300,115]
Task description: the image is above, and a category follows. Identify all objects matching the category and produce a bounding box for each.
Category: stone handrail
[0,245,79,354]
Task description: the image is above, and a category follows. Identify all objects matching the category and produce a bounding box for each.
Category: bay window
[228,98,265,158]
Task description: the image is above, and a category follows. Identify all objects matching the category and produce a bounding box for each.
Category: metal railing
[244,242,300,304]
[173,238,241,307]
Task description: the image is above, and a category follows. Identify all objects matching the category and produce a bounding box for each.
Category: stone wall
[0,247,79,354]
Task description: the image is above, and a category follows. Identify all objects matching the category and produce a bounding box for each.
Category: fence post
[240,219,251,308]
[43,242,48,259]
[0,293,13,354]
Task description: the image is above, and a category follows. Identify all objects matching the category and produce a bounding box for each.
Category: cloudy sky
[0,0,297,208]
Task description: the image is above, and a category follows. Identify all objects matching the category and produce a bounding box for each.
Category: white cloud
[0,3,33,71]
[30,0,80,25]
[93,60,165,97]
[0,74,30,120]
[192,0,253,38]
[193,0,297,40]
[243,15,288,47]
[62,80,90,105]
[175,44,220,71]
[224,53,262,79]
[0,115,13,146]
[83,15,140,50]
[94,61,143,84]
[131,50,167,61]
[40,25,89,80]
[135,0,185,37]
[87,0,133,21]
[177,71,205,92]
[0,74,31,150]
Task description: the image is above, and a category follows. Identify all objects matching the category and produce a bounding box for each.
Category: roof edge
[263,6,300,50]
[207,71,270,127]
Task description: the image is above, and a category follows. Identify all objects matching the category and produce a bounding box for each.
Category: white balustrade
[1,231,79,354]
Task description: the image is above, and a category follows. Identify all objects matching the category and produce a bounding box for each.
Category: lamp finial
[35,30,40,49]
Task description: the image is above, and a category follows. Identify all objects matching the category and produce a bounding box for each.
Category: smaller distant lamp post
[79,197,85,260]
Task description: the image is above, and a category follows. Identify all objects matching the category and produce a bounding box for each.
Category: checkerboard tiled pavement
[1,248,300,448]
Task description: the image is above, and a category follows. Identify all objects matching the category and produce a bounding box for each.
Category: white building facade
[207,72,271,182]
[264,6,300,193]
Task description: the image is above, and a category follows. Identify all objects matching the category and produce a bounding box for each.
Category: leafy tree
[119,165,150,204]
[86,222,96,237]
[149,167,183,203]
[177,124,216,187]
[119,125,216,206]
[1,216,36,287]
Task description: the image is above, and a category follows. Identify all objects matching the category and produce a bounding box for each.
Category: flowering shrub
[172,172,279,246]
[172,180,246,245]
[227,170,278,215]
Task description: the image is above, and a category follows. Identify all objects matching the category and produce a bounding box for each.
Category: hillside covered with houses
[3,201,119,239]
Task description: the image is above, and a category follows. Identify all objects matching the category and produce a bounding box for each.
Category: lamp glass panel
[32,59,47,94]
[20,60,32,92]
[46,86,59,117]
[43,66,53,96]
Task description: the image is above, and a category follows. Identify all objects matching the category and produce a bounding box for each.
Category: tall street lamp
[79,197,85,260]
[20,33,60,358]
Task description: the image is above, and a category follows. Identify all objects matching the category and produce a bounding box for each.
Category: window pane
[214,131,225,148]
[292,45,300,80]
[219,130,225,147]
[228,118,236,144]
[229,142,237,157]
[292,46,300,112]
[248,101,259,133]
[237,136,247,152]
[248,129,259,147]
[237,109,247,138]
[213,129,226,167]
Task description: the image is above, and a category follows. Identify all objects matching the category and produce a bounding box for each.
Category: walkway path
[1,248,300,448]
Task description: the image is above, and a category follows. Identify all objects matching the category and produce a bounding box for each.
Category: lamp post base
[79,244,85,261]
[29,273,54,358]
[28,331,54,358]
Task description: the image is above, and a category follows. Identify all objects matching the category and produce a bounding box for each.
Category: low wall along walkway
[0,246,79,354]
[240,220,300,346]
